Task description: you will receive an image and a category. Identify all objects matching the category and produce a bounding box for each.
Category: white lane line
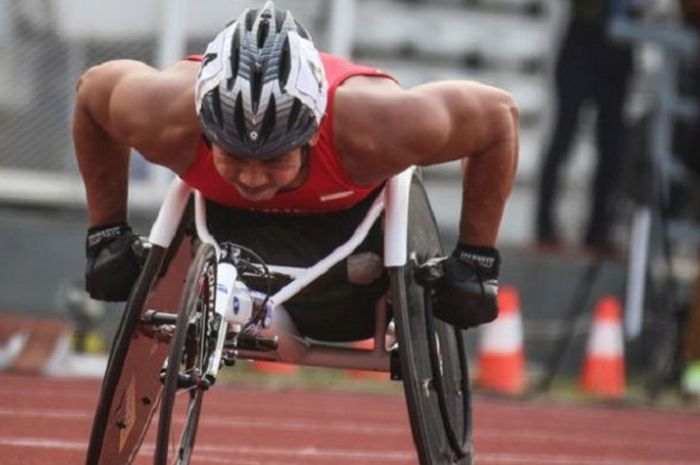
[475,429,699,454]
[0,407,406,435]
[195,414,406,434]
[158,443,414,461]
[0,407,92,420]
[0,385,100,400]
[476,453,700,465]
[0,437,85,450]
[188,457,279,465]
[0,437,414,462]
[476,407,700,438]
[0,437,697,465]
[0,407,697,455]
[0,388,405,420]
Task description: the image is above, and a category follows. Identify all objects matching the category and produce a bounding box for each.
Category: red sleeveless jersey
[181,53,394,214]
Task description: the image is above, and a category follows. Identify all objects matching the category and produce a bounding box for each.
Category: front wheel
[154,243,217,465]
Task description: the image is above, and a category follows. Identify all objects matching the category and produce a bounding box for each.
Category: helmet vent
[244,9,257,31]
[257,18,270,49]
[279,37,291,85]
[261,95,276,141]
[233,94,247,142]
[228,30,241,90]
[210,87,224,128]
[294,20,310,39]
[251,67,263,112]
[288,99,301,130]
[274,10,285,31]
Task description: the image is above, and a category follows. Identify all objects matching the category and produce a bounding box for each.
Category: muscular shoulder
[333,77,518,184]
[77,59,201,173]
[332,76,451,184]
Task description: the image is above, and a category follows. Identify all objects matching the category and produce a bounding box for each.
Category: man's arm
[73,59,200,226]
[335,78,519,247]
[336,77,518,329]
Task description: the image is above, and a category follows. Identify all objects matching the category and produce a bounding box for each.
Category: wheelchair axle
[159,369,213,391]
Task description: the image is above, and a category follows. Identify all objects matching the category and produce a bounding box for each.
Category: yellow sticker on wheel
[118,378,136,453]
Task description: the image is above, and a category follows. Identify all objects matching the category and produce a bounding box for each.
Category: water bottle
[226,280,255,325]
[214,245,236,314]
[215,244,255,325]
[214,258,236,317]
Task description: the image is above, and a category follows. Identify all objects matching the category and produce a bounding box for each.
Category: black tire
[86,211,195,465]
[155,243,217,465]
[85,245,168,465]
[391,176,473,465]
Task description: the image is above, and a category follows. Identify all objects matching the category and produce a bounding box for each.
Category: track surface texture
[0,373,698,465]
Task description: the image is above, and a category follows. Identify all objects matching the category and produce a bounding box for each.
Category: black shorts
[205,190,388,342]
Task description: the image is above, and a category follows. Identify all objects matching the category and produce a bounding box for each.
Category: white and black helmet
[195,1,328,159]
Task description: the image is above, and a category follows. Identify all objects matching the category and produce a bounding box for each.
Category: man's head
[195,1,328,162]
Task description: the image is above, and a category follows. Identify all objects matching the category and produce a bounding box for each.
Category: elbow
[73,63,118,142]
[75,61,124,106]
[74,64,106,114]
[494,91,519,154]
[499,91,520,135]
[479,91,519,178]
[74,70,91,110]
[75,64,101,98]
[508,96,520,133]
[497,92,520,176]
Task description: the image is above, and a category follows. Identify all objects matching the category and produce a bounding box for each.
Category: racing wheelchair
[85,168,473,465]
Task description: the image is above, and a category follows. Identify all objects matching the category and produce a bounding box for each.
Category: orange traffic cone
[347,338,387,381]
[476,285,525,395]
[579,296,625,398]
[252,360,300,375]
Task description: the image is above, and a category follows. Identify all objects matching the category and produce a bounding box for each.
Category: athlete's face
[212,146,306,202]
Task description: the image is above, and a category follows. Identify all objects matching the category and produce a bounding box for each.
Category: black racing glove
[431,244,501,329]
[85,222,146,302]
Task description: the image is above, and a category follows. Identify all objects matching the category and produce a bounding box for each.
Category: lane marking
[0,407,91,420]
[476,453,700,465]
[195,414,405,434]
[0,437,698,465]
[0,407,406,434]
[0,437,414,462]
[0,407,698,454]
[475,429,700,453]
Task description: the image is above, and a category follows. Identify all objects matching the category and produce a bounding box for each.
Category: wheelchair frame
[147,168,413,372]
[86,167,473,465]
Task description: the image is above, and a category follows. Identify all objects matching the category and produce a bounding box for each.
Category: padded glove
[85,222,145,302]
[432,244,500,329]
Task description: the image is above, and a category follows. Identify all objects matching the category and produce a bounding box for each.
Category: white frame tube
[267,187,387,308]
[148,177,192,247]
[383,168,414,267]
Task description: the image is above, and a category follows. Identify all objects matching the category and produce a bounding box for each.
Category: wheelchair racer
[74,1,519,332]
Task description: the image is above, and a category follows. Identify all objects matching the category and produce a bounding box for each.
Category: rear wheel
[391,176,473,465]
[155,243,217,465]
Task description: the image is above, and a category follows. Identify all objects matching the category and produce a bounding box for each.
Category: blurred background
[0,0,699,402]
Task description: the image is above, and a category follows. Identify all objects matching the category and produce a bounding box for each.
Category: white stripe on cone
[480,314,523,354]
[586,321,624,358]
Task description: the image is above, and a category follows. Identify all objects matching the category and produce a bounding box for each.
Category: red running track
[0,373,698,465]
